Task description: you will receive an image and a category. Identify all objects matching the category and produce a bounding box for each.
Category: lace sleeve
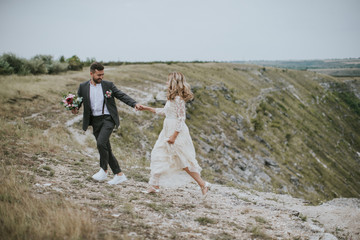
[174,97,186,132]
[155,107,166,115]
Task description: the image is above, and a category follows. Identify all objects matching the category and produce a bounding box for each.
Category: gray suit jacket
[77,80,137,131]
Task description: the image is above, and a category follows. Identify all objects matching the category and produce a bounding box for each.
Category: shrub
[17,65,31,75]
[33,54,53,65]
[251,118,263,131]
[1,53,27,74]
[0,58,14,75]
[67,55,83,71]
[332,82,360,116]
[26,58,48,74]
[285,133,292,142]
[83,57,96,67]
[337,91,360,116]
[47,62,69,74]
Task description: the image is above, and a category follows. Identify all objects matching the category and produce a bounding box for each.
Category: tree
[59,56,65,63]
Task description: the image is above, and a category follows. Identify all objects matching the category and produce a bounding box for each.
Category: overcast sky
[0,0,359,62]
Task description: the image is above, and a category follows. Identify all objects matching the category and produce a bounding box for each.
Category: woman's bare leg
[183,167,209,195]
[146,185,159,192]
[146,174,160,193]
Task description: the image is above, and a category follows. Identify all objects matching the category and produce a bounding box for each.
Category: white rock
[128,232,137,237]
[320,233,338,240]
[309,223,324,233]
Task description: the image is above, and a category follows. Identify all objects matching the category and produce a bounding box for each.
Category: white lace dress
[149,96,202,187]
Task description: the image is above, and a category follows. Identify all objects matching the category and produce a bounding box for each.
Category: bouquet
[61,93,83,110]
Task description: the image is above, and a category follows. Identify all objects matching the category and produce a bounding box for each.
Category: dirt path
[31,148,359,239]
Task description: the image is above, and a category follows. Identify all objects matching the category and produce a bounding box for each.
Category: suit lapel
[85,80,91,108]
[102,81,108,104]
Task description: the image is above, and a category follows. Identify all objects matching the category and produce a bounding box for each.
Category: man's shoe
[92,168,107,181]
[108,174,127,185]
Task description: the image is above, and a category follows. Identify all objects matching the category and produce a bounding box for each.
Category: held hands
[135,104,144,111]
[135,104,156,113]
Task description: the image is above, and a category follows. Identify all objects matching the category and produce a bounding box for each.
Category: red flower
[66,97,73,104]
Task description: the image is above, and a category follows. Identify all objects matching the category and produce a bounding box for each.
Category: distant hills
[233,58,360,77]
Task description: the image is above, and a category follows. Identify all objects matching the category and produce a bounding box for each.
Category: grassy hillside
[99,62,360,203]
[0,62,359,238]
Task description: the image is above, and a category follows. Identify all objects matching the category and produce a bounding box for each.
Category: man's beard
[93,78,102,84]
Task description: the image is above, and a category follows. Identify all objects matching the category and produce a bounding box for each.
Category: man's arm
[111,82,137,108]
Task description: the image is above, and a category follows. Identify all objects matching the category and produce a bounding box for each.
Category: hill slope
[0,62,359,239]
[100,62,360,203]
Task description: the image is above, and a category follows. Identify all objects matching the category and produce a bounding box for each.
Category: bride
[140,72,211,196]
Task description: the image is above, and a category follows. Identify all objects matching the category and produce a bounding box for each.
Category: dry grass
[0,71,99,239]
[0,166,97,240]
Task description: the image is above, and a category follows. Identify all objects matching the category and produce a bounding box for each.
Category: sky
[0,0,360,62]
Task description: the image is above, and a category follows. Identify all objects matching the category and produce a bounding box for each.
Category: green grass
[146,202,173,214]
[298,213,307,222]
[254,216,267,224]
[195,217,217,226]
[248,226,272,240]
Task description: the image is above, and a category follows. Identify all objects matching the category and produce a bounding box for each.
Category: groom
[72,62,142,185]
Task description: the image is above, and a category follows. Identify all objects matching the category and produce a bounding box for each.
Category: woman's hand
[167,131,179,144]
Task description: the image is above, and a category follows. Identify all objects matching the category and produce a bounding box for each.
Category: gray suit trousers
[91,115,121,174]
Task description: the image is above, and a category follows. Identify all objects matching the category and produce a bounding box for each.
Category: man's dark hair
[90,62,104,73]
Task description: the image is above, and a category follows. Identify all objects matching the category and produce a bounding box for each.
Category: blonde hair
[167,72,194,102]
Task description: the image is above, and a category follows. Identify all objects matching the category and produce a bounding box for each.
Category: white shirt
[90,82,110,116]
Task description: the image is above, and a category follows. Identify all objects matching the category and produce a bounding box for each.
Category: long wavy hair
[167,72,194,102]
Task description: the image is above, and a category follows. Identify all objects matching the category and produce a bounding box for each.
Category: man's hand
[135,104,144,111]
[71,108,79,114]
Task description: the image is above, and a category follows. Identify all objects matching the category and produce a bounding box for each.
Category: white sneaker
[107,174,127,185]
[92,168,107,181]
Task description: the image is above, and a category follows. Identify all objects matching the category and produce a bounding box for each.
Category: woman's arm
[141,105,167,115]
[168,97,185,144]
[167,131,179,144]
[141,105,156,113]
